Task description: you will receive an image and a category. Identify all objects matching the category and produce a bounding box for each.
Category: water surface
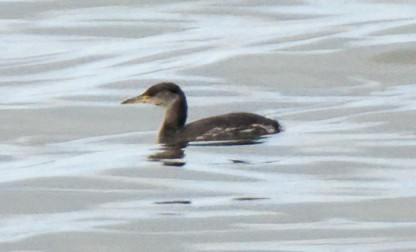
[1,0,416,251]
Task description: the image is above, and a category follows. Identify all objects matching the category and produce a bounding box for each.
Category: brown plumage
[122,82,281,144]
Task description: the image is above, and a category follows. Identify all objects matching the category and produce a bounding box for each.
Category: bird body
[122,82,281,144]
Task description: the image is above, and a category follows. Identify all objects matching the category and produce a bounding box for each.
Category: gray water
[1,0,416,251]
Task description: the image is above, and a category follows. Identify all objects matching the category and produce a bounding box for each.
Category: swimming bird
[121,82,281,144]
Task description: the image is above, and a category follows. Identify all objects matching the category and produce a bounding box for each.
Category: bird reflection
[148,138,264,167]
[148,142,187,167]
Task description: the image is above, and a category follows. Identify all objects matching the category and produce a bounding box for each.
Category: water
[1,0,416,251]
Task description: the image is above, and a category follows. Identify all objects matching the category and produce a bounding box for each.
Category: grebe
[122,82,281,144]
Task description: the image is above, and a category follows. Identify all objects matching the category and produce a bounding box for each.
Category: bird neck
[158,95,188,143]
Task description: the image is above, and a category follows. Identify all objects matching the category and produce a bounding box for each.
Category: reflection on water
[148,139,265,166]
[149,143,187,160]
[1,0,416,251]
[148,143,187,167]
